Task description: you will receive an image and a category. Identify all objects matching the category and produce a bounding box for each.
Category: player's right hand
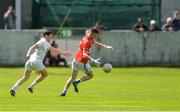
[92,58,101,66]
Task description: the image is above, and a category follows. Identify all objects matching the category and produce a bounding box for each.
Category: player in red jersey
[60,27,113,96]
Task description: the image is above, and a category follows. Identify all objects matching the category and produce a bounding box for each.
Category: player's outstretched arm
[94,41,113,51]
[48,47,71,57]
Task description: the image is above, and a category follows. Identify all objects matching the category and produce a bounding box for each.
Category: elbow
[29,47,34,51]
[83,53,89,59]
[82,53,87,58]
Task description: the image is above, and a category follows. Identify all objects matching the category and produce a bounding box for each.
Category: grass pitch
[0,67,180,111]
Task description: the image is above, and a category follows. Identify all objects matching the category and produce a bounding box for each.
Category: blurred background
[1,0,179,29]
[0,0,180,67]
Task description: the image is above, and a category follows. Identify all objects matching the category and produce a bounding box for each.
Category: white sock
[63,89,67,93]
[28,81,38,89]
[76,79,81,84]
[11,82,20,91]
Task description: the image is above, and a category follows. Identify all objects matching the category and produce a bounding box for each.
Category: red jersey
[75,35,95,64]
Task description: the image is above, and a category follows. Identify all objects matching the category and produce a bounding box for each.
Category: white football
[103,63,112,73]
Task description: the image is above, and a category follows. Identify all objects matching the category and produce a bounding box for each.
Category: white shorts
[71,59,92,73]
[25,60,45,71]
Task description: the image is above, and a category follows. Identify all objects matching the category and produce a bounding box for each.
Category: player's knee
[41,69,48,77]
[22,76,30,81]
[41,72,48,78]
[43,73,48,77]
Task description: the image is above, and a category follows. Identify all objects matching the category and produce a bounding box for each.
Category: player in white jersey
[10,30,71,97]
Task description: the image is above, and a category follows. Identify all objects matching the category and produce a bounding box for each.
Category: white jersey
[29,38,51,62]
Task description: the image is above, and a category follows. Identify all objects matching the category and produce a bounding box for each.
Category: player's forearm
[50,47,70,57]
[94,41,105,48]
[58,50,66,56]
[26,44,39,58]
[26,47,34,58]
[83,52,101,65]
[83,51,96,62]
[82,49,91,60]
[50,48,63,55]
[95,41,113,49]
[83,53,92,60]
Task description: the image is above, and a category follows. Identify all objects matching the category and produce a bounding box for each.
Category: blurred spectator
[132,18,149,32]
[149,20,161,32]
[162,17,175,32]
[172,11,180,31]
[3,6,16,29]
[46,44,68,67]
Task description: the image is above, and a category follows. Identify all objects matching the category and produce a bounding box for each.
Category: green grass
[0,67,180,111]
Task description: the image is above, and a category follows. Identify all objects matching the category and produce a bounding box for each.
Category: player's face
[90,32,98,39]
[47,34,54,42]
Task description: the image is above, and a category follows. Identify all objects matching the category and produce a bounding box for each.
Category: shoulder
[36,38,44,44]
[79,37,91,47]
[81,37,88,43]
[36,38,49,46]
[40,38,49,44]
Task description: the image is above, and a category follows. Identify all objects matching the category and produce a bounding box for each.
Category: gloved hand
[91,58,101,66]
[104,45,113,51]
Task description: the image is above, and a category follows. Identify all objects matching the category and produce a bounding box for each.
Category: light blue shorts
[71,60,92,73]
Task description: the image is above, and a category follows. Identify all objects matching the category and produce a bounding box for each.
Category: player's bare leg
[73,70,93,85]
[60,70,78,96]
[10,69,32,96]
[72,71,93,93]
[28,68,48,93]
[80,71,93,81]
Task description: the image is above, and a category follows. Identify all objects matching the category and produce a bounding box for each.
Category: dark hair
[95,21,104,30]
[43,30,54,36]
[91,27,99,34]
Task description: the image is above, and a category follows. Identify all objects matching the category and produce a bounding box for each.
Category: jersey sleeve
[80,38,95,49]
[36,40,43,48]
[43,41,51,49]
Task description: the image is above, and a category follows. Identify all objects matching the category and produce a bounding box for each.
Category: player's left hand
[105,45,113,51]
